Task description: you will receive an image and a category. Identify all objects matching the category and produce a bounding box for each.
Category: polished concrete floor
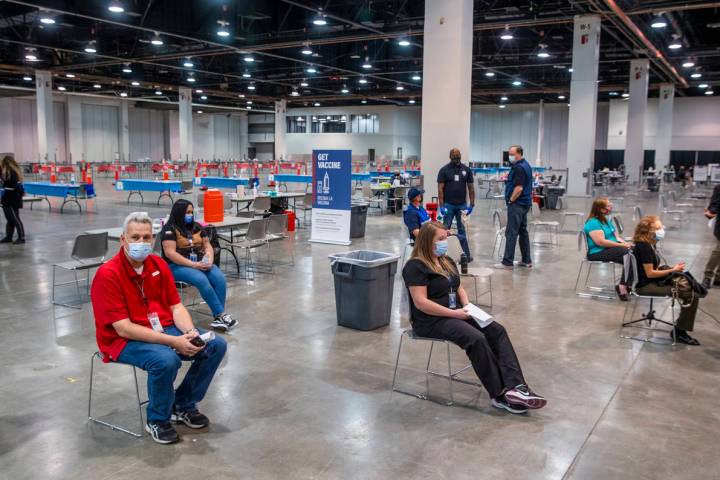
[1,179,718,480]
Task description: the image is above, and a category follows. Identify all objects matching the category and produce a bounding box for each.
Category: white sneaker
[493,263,514,270]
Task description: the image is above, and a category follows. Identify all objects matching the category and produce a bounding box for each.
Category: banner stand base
[309,238,352,246]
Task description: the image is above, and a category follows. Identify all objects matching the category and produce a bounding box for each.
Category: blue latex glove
[465,205,474,215]
[440,205,449,216]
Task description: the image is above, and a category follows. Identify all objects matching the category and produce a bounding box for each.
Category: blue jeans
[442,203,471,257]
[117,326,227,422]
[169,264,226,317]
[502,202,532,266]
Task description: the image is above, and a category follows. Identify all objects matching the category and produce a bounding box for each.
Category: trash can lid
[329,250,399,267]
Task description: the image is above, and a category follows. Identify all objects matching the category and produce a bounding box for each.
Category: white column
[565,15,601,196]
[655,83,674,171]
[536,100,545,166]
[178,87,193,162]
[67,96,83,164]
[625,59,649,184]
[120,101,130,162]
[420,0,473,200]
[274,99,287,160]
[35,70,55,162]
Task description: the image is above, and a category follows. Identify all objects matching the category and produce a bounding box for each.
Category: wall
[470,104,539,165]
[129,107,167,161]
[284,105,421,162]
[607,96,720,151]
[0,96,68,162]
[169,111,248,160]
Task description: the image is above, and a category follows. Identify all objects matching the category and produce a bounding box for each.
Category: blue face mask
[654,228,666,241]
[126,242,152,262]
[434,240,448,256]
[184,214,194,224]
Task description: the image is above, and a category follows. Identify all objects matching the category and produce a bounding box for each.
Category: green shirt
[583,217,618,255]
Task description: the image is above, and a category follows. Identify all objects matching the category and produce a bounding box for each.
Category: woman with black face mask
[160,199,237,332]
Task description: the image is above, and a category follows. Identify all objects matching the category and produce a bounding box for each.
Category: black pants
[413,318,525,398]
[587,246,628,264]
[2,205,24,240]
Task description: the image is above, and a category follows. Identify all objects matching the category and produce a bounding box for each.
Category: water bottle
[189,252,198,263]
[188,235,197,262]
[202,254,210,264]
[460,253,468,274]
[70,174,76,185]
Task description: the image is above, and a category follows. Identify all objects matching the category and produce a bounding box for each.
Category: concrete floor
[1,179,718,480]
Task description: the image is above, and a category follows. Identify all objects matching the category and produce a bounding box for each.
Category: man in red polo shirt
[91,212,227,444]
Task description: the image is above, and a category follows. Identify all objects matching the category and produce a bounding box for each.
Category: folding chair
[620,252,677,345]
[391,286,483,406]
[52,232,108,308]
[447,235,493,307]
[266,214,295,267]
[222,218,271,280]
[530,202,559,246]
[252,196,272,217]
[87,351,147,438]
[294,193,313,226]
[363,184,384,215]
[491,209,506,261]
[574,232,621,300]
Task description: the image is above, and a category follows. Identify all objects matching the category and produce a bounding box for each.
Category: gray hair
[122,211,153,233]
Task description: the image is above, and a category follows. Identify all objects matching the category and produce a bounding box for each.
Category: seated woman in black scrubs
[402,222,546,413]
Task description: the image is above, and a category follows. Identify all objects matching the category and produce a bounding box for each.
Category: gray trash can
[350,203,368,238]
[329,250,399,330]
[546,186,564,210]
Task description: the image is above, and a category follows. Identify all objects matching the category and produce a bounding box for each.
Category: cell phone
[189,336,205,347]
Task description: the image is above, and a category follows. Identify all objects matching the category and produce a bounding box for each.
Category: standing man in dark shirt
[702,184,720,289]
[496,145,533,270]
[437,148,475,260]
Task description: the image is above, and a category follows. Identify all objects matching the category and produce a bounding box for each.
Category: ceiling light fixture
[558,95,566,100]
[411,74,421,81]
[195,89,203,93]
[217,20,230,37]
[108,1,124,13]
[705,90,714,95]
[341,86,350,94]
[84,41,97,53]
[358,77,368,84]
[361,57,372,69]
[396,84,404,91]
[312,13,327,26]
[246,106,251,110]
[238,94,245,98]
[499,104,507,109]
[398,38,410,47]
[608,91,619,96]
[246,101,252,105]
[361,99,367,104]
[306,66,317,74]
[187,77,196,83]
[698,84,709,89]
[93,84,102,89]
[568,68,574,73]
[512,80,522,86]
[247,84,256,90]
[39,13,55,24]
[122,64,132,73]
[500,25,513,40]
[682,61,695,68]
[291,90,299,96]
[120,92,128,97]
[621,93,629,98]
[58,86,66,91]
[537,44,550,58]
[691,72,702,78]
[314,102,321,107]
[242,72,252,78]
[301,46,313,55]
[66,73,75,78]
[408,99,415,104]
[485,71,495,77]
[200,95,207,100]
[23,76,32,81]
[131,81,139,86]
[300,80,309,87]
[155,90,162,95]
[150,32,163,46]
[651,14,667,29]
[183,59,194,68]
[244,55,254,63]
[668,40,682,49]
[25,53,37,61]
[500,96,508,101]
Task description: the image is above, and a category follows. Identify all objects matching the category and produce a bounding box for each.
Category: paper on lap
[464,303,494,328]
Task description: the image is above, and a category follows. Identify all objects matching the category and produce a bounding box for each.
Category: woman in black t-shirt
[402,222,546,414]
[632,215,700,345]
[0,155,26,244]
[161,199,237,332]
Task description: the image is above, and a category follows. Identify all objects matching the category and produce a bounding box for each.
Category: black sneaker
[702,278,712,291]
[0,237,12,243]
[171,410,210,429]
[145,421,180,444]
[13,238,25,245]
[673,329,700,346]
[210,316,229,332]
[491,395,528,414]
[505,384,548,409]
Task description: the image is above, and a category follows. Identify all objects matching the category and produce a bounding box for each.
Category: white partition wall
[129,107,167,161]
[470,105,540,164]
[81,103,120,163]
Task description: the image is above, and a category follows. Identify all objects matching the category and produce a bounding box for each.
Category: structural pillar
[35,70,55,162]
[565,15,601,196]
[420,0,473,200]
[67,96,83,164]
[274,99,287,160]
[625,59,649,184]
[178,87,193,162]
[536,100,545,166]
[120,101,130,162]
[655,83,675,171]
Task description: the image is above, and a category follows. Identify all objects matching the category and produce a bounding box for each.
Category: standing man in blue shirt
[403,187,430,241]
[437,148,475,261]
[496,145,533,270]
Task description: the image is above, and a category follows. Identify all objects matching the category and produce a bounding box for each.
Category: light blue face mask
[434,239,448,256]
[184,214,194,224]
[126,242,152,262]
[655,228,666,241]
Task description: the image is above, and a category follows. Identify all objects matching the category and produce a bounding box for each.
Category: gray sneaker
[518,262,533,268]
[493,263,514,270]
